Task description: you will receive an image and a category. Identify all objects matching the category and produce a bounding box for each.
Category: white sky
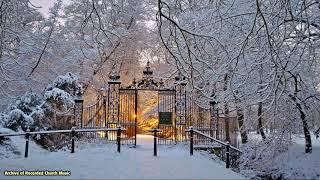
[30,0,70,16]
[30,0,55,15]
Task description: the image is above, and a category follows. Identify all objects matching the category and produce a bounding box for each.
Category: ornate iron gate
[158,89,176,144]
[104,74,137,146]
[73,61,240,149]
[119,89,137,145]
[75,61,230,146]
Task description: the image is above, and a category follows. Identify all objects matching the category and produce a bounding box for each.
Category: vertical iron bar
[157,91,160,129]
[71,127,75,153]
[24,129,30,158]
[184,88,187,141]
[216,107,219,140]
[117,84,120,124]
[80,102,83,128]
[174,90,177,143]
[226,141,230,168]
[117,126,121,153]
[134,89,138,147]
[126,93,128,144]
[104,96,108,139]
[107,85,110,138]
[154,130,157,156]
[190,127,193,156]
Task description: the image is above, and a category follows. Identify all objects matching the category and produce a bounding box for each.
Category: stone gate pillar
[209,100,217,138]
[74,95,84,128]
[174,72,187,125]
[107,70,121,125]
[174,72,187,142]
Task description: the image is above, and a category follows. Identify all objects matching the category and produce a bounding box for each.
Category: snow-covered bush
[44,88,74,109]
[5,109,34,131]
[239,132,291,179]
[30,104,54,132]
[0,113,9,128]
[10,92,43,114]
[3,92,49,132]
[44,72,82,111]
[0,72,83,154]
[0,73,82,151]
[49,72,80,95]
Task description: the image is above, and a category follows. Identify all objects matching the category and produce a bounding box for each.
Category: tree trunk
[257,63,266,139]
[289,95,312,153]
[297,102,312,153]
[237,109,248,143]
[289,74,312,153]
[234,95,248,143]
[258,102,266,139]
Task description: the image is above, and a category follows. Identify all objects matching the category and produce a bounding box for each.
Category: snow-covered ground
[0,134,243,179]
[275,134,320,179]
[240,132,320,179]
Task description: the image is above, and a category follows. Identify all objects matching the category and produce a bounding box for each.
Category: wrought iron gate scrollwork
[104,62,192,145]
[73,61,241,151]
[77,61,230,146]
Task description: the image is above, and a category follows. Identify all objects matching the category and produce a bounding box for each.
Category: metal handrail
[185,127,242,169]
[76,127,126,133]
[0,127,126,157]
[191,129,242,153]
[0,127,125,137]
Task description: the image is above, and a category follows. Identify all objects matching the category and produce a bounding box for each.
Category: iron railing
[185,127,242,169]
[0,127,126,157]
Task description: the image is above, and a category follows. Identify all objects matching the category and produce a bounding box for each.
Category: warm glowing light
[97,131,105,138]
[134,114,137,118]
[136,91,159,134]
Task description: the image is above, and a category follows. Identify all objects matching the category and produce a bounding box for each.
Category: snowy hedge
[44,88,74,109]
[0,72,82,151]
[5,109,34,131]
[49,72,82,95]
[10,92,43,114]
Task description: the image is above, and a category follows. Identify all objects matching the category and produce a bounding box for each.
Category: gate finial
[175,72,187,85]
[109,69,120,81]
[143,61,153,77]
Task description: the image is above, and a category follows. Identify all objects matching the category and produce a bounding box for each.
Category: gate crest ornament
[127,61,165,90]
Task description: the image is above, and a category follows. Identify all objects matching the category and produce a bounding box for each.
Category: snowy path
[0,135,243,179]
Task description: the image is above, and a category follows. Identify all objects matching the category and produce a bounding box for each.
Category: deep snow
[275,134,320,179]
[239,132,320,179]
[0,134,243,179]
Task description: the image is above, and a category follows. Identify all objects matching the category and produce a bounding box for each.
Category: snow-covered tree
[157,0,320,154]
